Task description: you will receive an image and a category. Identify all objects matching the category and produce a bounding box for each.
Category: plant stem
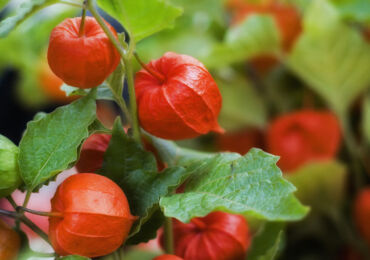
[87,0,141,142]
[16,190,32,229]
[124,55,141,142]
[6,196,18,210]
[163,217,174,254]
[109,85,132,125]
[134,52,165,83]
[21,215,51,245]
[337,111,365,190]
[78,1,87,37]
[16,206,63,218]
[0,209,51,245]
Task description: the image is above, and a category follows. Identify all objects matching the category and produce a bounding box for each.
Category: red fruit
[154,255,183,260]
[228,1,302,52]
[160,212,250,260]
[76,134,111,173]
[215,127,264,155]
[48,17,120,89]
[135,52,223,140]
[354,188,370,247]
[0,219,20,260]
[266,110,341,172]
[49,173,136,257]
[76,134,165,172]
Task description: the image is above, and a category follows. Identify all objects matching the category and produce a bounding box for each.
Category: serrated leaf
[247,222,284,260]
[0,0,57,38]
[160,148,309,223]
[332,0,370,25]
[19,89,97,190]
[99,120,187,244]
[97,0,183,42]
[286,161,347,210]
[202,15,280,68]
[217,74,267,130]
[286,0,370,113]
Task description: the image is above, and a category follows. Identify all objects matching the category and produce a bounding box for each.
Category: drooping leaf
[19,89,97,190]
[286,160,347,210]
[99,120,187,244]
[247,222,284,260]
[160,148,309,223]
[0,0,58,38]
[97,0,183,42]
[217,73,267,130]
[286,0,370,113]
[202,14,280,68]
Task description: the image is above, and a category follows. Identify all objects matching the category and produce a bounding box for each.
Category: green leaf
[61,84,115,100]
[19,90,97,190]
[202,15,280,68]
[0,135,21,197]
[363,94,370,144]
[247,222,284,260]
[160,148,309,223]
[99,120,187,244]
[0,0,57,38]
[127,209,165,245]
[286,161,347,210]
[332,0,370,25]
[217,73,267,130]
[0,0,9,10]
[286,0,370,113]
[97,0,183,42]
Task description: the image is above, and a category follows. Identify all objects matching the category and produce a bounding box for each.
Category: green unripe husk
[0,135,21,198]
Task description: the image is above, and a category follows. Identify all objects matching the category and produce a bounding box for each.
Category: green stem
[124,55,141,142]
[16,206,63,218]
[134,52,165,82]
[78,1,87,37]
[111,88,132,125]
[337,111,365,190]
[6,196,18,210]
[0,209,51,245]
[87,0,141,142]
[164,217,174,254]
[16,190,32,229]
[21,215,51,245]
